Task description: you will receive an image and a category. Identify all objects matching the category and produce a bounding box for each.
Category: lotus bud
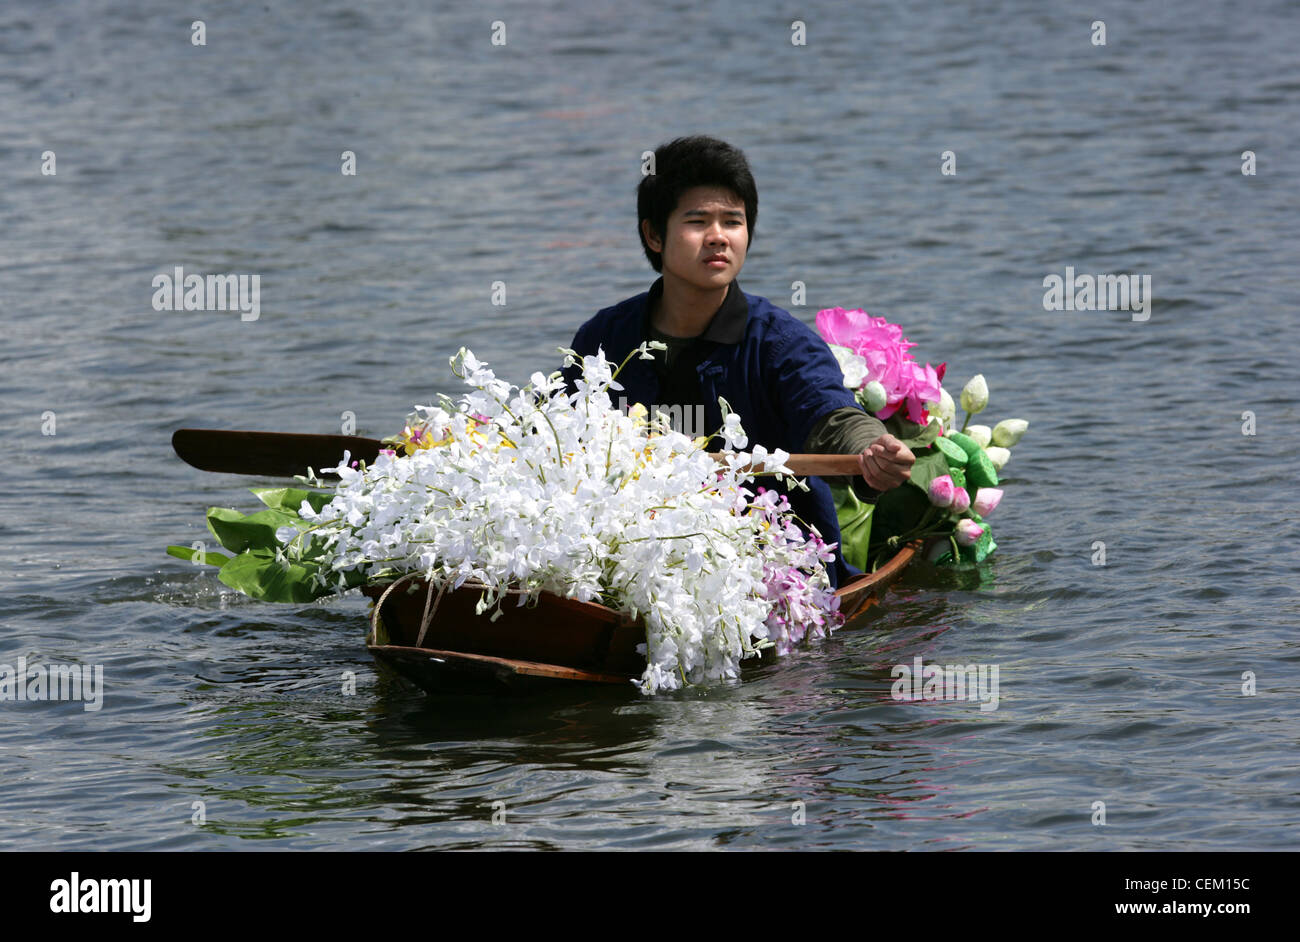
[955,518,985,546]
[926,387,957,429]
[861,380,888,413]
[984,446,1011,470]
[928,474,956,508]
[971,487,1003,517]
[960,374,989,415]
[992,418,1028,448]
[966,424,992,448]
[950,486,971,514]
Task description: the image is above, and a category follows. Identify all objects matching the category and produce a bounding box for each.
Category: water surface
[1,0,1298,850]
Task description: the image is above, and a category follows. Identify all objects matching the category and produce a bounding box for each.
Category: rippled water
[2,0,1298,850]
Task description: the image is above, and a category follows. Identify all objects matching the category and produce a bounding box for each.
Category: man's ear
[640,218,663,253]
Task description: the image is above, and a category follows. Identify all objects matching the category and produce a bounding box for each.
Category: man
[563,136,915,587]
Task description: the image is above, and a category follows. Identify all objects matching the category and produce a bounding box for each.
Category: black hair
[636,136,758,272]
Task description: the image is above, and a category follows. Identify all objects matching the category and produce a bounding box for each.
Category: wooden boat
[167,427,932,691]
[363,540,923,693]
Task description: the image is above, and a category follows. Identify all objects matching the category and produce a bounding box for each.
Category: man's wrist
[852,469,882,502]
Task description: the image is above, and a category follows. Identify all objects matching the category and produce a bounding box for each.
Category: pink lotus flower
[955,519,985,545]
[972,487,1003,517]
[928,474,956,508]
[950,486,971,514]
[900,362,944,421]
[816,307,945,423]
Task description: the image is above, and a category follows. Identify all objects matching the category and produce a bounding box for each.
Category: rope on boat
[414,577,448,648]
[367,572,418,647]
[370,572,538,649]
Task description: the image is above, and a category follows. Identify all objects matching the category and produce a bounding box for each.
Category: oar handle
[712,453,862,476]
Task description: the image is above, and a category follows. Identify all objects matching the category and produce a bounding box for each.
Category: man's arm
[767,322,917,496]
[804,406,915,497]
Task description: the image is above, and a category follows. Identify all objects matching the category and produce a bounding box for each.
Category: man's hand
[858,433,915,491]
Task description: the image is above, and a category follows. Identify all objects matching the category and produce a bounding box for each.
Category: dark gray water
[2,0,1298,850]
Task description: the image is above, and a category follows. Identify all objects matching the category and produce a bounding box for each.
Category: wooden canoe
[362,539,922,693]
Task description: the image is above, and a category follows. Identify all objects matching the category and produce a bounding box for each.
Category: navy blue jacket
[562,277,863,587]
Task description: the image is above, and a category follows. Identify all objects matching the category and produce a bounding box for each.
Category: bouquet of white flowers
[171,344,844,694]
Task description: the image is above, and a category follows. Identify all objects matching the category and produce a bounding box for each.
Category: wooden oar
[172,429,863,478]
[172,429,385,478]
[722,452,861,476]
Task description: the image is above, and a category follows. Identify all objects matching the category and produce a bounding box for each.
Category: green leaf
[898,422,941,452]
[902,448,950,498]
[165,544,233,566]
[205,507,298,554]
[217,550,328,603]
[831,483,875,572]
[166,544,198,562]
[884,412,940,451]
[250,486,335,516]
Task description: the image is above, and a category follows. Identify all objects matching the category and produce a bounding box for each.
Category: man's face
[643,185,748,291]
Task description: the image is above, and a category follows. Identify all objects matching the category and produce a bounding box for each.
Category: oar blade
[172,429,384,477]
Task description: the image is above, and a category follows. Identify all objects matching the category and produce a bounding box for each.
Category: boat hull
[363,540,921,693]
